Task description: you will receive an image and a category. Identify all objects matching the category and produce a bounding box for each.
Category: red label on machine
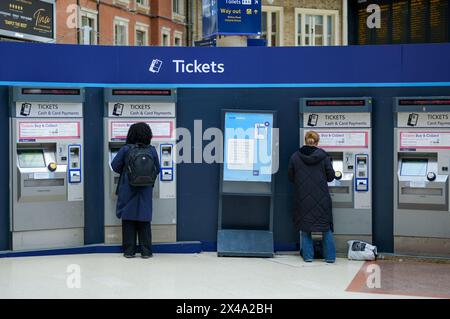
[400,131,450,149]
[18,121,80,139]
[315,131,369,148]
[110,120,174,139]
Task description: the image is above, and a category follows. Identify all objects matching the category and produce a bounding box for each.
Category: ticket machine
[299,97,373,251]
[104,88,177,243]
[10,87,85,250]
[394,97,450,257]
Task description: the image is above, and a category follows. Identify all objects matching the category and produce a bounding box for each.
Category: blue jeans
[300,230,336,262]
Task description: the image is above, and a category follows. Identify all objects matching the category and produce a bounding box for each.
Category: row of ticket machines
[8,87,450,256]
[10,87,176,251]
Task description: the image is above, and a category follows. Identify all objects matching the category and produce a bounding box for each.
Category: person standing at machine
[111,122,160,258]
[288,130,337,263]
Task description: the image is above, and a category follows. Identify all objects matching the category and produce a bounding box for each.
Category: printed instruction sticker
[400,132,450,149]
[314,131,368,148]
[111,121,173,139]
[19,122,80,139]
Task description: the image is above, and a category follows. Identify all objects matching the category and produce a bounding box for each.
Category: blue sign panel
[203,0,262,38]
[223,112,273,182]
[1,42,450,87]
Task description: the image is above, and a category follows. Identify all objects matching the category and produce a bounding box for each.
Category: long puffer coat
[288,145,336,233]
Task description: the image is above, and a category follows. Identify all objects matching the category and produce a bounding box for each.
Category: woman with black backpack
[111,122,161,258]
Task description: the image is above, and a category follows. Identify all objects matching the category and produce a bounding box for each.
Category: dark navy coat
[288,146,335,233]
[111,144,161,222]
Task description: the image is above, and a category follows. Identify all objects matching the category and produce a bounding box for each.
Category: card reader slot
[401,187,443,196]
[329,186,350,194]
[24,179,65,187]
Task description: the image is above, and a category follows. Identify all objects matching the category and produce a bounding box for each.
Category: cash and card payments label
[16,103,83,118]
[398,112,450,128]
[108,102,175,118]
[304,113,371,128]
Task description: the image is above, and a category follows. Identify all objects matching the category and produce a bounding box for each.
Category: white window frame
[261,6,284,47]
[114,0,130,6]
[161,27,171,46]
[174,31,183,46]
[172,0,186,23]
[135,22,149,46]
[114,17,129,46]
[295,8,340,46]
[136,0,148,6]
[79,8,98,45]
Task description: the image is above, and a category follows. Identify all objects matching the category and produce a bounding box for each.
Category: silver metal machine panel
[10,91,85,251]
[299,128,372,236]
[393,97,450,256]
[394,128,450,238]
[103,96,177,244]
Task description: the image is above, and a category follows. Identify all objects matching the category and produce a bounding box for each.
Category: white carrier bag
[347,240,377,261]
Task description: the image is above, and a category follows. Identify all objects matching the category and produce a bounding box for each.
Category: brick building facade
[56,0,189,46]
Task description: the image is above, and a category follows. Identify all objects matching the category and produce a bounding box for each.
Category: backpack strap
[115,144,135,195]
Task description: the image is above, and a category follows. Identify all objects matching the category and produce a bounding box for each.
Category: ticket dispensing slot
[397,154,448,210]
[160,144,173,182]
[17,144,66,202]
[327,152,354,208]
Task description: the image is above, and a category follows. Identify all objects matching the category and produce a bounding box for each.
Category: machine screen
[18,150,46,168]
[401,159,428,176]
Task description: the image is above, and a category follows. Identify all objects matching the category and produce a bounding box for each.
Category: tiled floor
[0,252,445,298]
[346,259,450,298]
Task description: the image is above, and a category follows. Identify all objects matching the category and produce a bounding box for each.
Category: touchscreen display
[18,150,46,168]
[400,159,428,176]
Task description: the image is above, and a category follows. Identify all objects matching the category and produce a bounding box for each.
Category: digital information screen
[18,150,45,168]
[401,159,428,176]
[356,0,449,44]
[223,112,273,183]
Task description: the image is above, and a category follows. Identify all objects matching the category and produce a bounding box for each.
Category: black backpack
[125,144,158,187]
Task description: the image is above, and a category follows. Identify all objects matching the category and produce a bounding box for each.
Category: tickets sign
[397,112,450,128]
[16,102,83,118]
[108,102,175,118]
[304,112,371,128]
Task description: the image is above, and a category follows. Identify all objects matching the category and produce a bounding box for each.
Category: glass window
[174,35,182,46]
[296,9,338,46]
[327,15,333,45]
[79,12,97,45]
[173,0,183,15]
[136,30,146,46]
[115,24,127,45]
[162,33,170,46]
[261,7,282,46]
[261,11,268,41]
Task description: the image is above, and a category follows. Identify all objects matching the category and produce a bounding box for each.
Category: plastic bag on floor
[347,240,377,261]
